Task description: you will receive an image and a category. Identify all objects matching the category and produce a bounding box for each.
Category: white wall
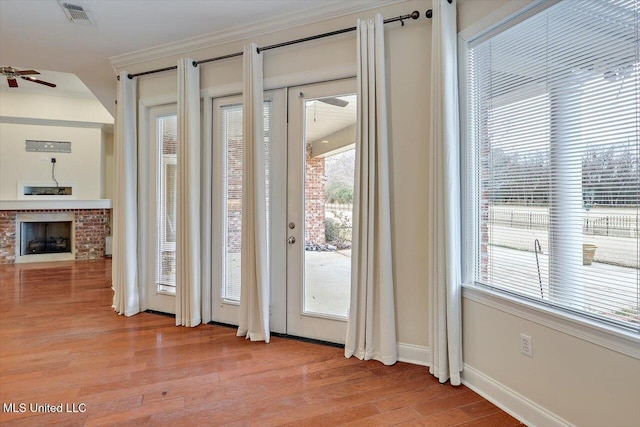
[463,297,640,426]
[0,122,102,200]
[102,129,114,199]
[457,1,640,426]
[0,88,113,201]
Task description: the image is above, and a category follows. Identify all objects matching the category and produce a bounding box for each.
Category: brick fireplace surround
[0,209,111,264]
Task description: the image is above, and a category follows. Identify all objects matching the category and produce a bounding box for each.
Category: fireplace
[15,213,75,263]
[21,221,72,255]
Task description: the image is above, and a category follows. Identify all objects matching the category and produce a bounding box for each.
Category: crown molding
[109,0,407,70]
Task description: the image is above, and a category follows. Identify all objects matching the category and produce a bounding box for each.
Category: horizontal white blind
[222,104,243,302]
[156,114,178,293]
[468,0,639,331]
[220,102,271,302]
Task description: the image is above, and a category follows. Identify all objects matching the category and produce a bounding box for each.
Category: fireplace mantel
[0,199,112,211]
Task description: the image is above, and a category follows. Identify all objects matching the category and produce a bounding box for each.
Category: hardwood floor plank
[396,408,474,427]
[342,406,422,426]
[279,402,380,427]
[413,389,484,417]
[0,260,521,426]
[374,383,466,413]
[454,411,524,427]
[458,400,503,419]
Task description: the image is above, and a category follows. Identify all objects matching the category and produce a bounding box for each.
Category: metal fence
[490,207,638,238]
[325,203,353,212]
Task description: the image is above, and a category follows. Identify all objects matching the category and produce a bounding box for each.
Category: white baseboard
[462,364,573,427]
[397,343,431,366]
[395,346,571,426]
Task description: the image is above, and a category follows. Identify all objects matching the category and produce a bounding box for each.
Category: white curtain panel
[345,15,397,366]
[428,0,463,385]
[175,58,201,327]
[237,43,270,343]
[112,71,140,317]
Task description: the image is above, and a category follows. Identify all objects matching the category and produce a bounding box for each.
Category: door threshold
[271,332,344,349]
[206,321,343,349]
[145,309,175,318]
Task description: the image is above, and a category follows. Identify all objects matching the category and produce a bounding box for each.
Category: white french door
[208,79,356,344]
[286,79,357,343]
[146,105,178,313]
[210,90,287,332]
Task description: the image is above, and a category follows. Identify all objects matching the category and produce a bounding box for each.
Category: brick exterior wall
[0,211,16,264]
[227,134,243,254]
[305,143,326,245]
[74,210,111,261]
[0,209,111,264]
[163,116,177,155]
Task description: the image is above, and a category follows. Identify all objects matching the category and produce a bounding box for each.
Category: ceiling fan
[1,67,56,88]
[317,97,349,108]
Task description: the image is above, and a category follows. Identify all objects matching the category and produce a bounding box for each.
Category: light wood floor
[0,259,523,426]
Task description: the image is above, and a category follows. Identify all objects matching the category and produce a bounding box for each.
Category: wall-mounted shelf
[18,181,76,200]
[0,199,112,210]
[23,185,73,196]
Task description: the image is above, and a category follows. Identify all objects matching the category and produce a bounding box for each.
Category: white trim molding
[0,199,112,210]
[462,364,573,427]
[463,285,640,359]
[397,343,431,366]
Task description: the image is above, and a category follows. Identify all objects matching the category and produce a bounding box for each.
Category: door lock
[288,236,296,244]
[288,222,296,229]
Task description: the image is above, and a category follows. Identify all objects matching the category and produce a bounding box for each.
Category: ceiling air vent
[58,1,94,24]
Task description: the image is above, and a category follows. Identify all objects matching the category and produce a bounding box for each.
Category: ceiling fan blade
[7,78,18,87]
[18,70,40,76]
[21,76,56,88]
[318,97,349,108]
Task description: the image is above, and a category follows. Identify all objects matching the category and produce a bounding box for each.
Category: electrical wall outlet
[520,334,533,357]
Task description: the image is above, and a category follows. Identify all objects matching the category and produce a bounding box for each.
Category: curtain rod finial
[410,10,420,20]
[426,9,433,19]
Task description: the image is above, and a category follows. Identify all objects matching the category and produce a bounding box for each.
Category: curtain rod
[123,10,423,80]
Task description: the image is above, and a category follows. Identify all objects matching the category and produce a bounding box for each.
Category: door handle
[288,236,296,244]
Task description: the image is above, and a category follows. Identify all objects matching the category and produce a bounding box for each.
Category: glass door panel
[287,79,357,343]
[211,90,286,331]
[146,105,177,313]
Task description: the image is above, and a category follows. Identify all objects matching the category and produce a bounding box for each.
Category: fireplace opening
[20,221,72,255]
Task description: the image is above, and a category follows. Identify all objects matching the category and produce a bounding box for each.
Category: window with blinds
[467,0,639,331]
[156,114,178,293]
[220,102,271,302]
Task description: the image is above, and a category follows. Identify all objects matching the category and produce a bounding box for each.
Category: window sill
[462,283,640,359]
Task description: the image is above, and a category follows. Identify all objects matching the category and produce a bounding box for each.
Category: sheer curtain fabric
[112,71,140,317]
[175,58,201,327]
[237,43,270,342]
[345,14,397,366]
[427,0,463,385]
